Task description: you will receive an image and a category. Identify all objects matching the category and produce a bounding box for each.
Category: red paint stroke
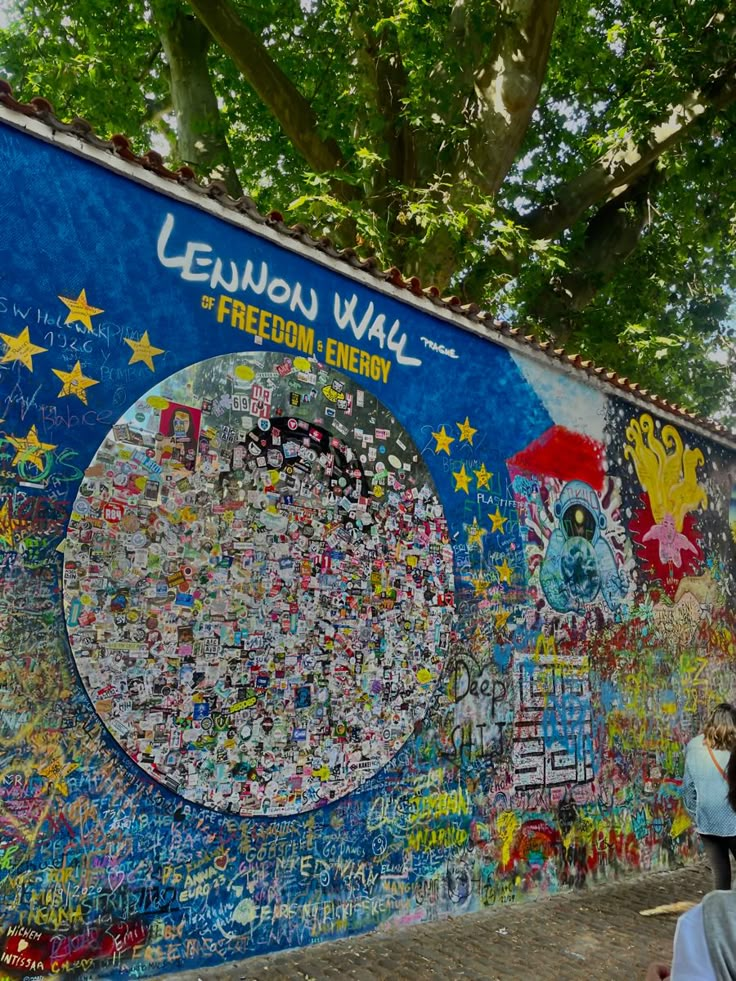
[507,425,605,493]
[629,494,703,598]
[0,920,147,975]
[504,819,561,872]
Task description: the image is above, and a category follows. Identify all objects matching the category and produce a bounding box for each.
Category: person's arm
[682,755,697,820]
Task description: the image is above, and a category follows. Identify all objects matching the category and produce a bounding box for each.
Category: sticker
[63,352,454,817]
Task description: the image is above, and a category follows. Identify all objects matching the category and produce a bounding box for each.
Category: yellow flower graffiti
[623,413,708,567]
[624,413,707,530]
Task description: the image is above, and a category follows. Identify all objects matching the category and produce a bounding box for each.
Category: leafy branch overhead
[2,0,735,417]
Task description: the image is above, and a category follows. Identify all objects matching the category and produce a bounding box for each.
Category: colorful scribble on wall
[0,108,735,980]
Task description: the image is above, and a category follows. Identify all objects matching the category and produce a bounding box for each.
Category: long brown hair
[728,751,736,812]
[704,702,736,752]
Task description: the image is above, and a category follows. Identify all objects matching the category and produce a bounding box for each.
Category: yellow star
[496,558,513,585]
[457,417,477,444]
[58,288,104,332]
[474,463,493,489]
[469,573,490,596]
[52,360,99,404]
[431,425,455,455]
[452,464,472,493]
[495,609,512,630]
[0,326,47,371]
[124,330,165,371]
[6,425,57,470]
[489,507,508,533]
[467,518,486,547]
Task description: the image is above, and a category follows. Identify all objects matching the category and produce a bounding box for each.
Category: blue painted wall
[0,117,734,979]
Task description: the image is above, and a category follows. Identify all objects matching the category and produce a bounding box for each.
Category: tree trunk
[153,0,242,197]
[525,169,662,344]
[468,0,560,195]
[187,0,345,179]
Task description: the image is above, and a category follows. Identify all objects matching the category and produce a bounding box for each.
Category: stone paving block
[152,863,712,981]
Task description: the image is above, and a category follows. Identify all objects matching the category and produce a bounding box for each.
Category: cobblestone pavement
[153,862,712,981]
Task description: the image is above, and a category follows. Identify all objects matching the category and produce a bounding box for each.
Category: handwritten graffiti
[0,105,734,981]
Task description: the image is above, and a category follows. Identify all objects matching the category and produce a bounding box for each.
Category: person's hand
[645,962,671,980]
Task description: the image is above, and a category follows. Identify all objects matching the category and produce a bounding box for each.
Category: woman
[645,721,736,980]
[683,703,736,890]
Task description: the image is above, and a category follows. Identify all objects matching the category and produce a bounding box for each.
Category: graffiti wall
[0,105,735,980]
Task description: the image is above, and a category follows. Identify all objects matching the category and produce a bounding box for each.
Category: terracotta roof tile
[0,79,733,444]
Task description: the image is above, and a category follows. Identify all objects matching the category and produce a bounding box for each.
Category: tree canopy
[1,0,735,419]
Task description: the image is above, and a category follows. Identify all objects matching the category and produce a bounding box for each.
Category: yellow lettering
[231,299,246,330]
[336,341,350,371]
[216,294,232,323]
[271,314,284,343]
[245,305,258,334]
[322,338,388,380]
[297,323,314,355]
[259,308,272,339]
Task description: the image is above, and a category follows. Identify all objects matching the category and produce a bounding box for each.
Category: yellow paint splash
[147,395,169,410]
[670,809,693,839]
[496,810,519,866]
[623,413,707,530]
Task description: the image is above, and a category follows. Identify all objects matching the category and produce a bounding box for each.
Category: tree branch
[523,61,736,241]
[527,168,662,342]
[153,0,242,198]
[363,18,416,187]
[458,235,523,304]
[136,41,163,83]
[142,93,172,126]
[467,0,560,195]
[186,0,347,178]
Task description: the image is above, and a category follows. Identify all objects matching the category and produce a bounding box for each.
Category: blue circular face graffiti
[62,353,455,816]
[539,479,627,613]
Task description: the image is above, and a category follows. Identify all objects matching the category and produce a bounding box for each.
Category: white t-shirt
[672,903,715,980]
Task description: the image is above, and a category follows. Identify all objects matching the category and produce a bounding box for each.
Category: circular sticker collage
[63,352,455,816]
